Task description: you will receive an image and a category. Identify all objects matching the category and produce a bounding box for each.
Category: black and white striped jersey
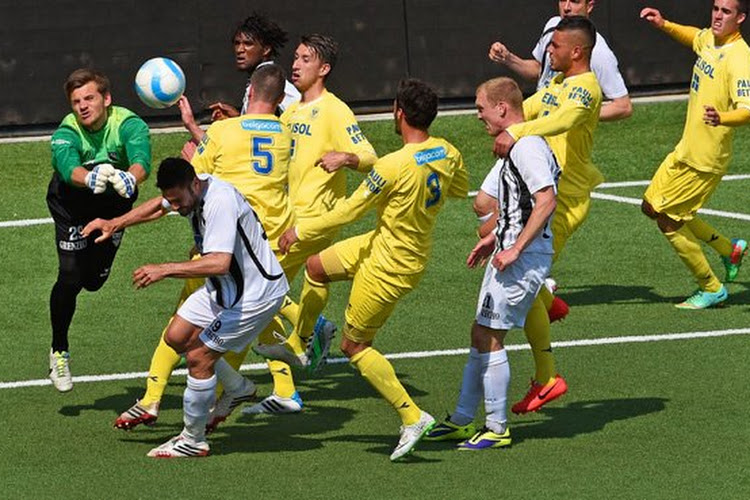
[483,136,560,254]
[190,174,288,308]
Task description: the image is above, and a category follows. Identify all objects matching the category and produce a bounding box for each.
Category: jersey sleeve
[50,127,84,183]
[190,128,220,175]
[480,159,503,199]
[592,37,629,100]
[330,104,378,172]
[728,50,750,112]
[510,82,597,140]
[201,188,239,254]
[297,159,397,240]
[522,88,545,120]
[120,116,152,174]
[511,138,556,194]
[445,152,469,198]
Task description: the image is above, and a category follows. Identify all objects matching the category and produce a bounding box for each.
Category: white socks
[452,348,481,426]
[183,374,217,442]
[481,349,509,434]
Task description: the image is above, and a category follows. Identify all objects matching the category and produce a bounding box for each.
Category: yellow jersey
[507,71,602,198]
[675,29,750,174]
[190,113,294,246]
[297,137,468,276]
[281,90,377,221]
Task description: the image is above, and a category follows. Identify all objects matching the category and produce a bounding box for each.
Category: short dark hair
[395,78,438,130]
[250,64,285,104]
[156,157,196,191]
[556,15,597,52]
[234,12,288,59]
[64,68,110,99]
[300,34,339,70]
[736,0,749,16]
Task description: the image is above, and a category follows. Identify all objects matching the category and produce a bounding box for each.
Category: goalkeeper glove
[110,169,137,198]
[84,164,115,194]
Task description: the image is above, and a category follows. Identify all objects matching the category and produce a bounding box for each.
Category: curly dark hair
[234,12,288,59]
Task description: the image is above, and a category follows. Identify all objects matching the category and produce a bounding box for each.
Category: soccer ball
[134,57,185,109]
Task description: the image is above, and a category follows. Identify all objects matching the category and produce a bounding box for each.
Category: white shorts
[177,286,284,353]
[475,252,551,330]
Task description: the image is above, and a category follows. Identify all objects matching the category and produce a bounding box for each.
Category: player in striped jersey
[113,65,302,431]
[277,79,468,461]
[427,77,558,449]
[84,158,288,458]
[640,1,750,309]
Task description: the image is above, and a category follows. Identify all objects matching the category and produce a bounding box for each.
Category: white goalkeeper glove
[84,164,115,194]
[110,169,137,198]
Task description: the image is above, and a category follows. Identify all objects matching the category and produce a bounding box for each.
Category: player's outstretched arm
[82,196,166,243]
[133,252,232,289]
[641,8,699,47]
[178,96,206,144]
[704,106,750,127]
[489,41,542,82]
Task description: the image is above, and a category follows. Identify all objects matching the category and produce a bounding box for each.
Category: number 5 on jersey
[252,137,274,175]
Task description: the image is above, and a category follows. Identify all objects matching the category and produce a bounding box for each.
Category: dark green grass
[2,100,750,499]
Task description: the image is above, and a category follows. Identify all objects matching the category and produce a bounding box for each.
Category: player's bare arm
[467,232,497,269]
[492,185,556,271]
[133,252,232,289]
[488,41,542,82]
[640,7,665,28]
[278,226,299,254]
[493,130,517,157]
[315,151,362,173]
[208,101,240,121]
[82,196,166,243]
[178,95,206,143]
[600,95,633,121]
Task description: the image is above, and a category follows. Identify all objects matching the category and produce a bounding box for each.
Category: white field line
[591,192,750,221]
[3,327,749,390]
[597,174,750,189]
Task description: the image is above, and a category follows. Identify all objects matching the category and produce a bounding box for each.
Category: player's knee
[185,349,214,378]
[305,255,329,284]
[81,275,108,292]
[340,331,368,358]
[640,200,657,219]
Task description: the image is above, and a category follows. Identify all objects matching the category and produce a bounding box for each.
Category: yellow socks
[278,295,300,327]
[291,271,330,346]
[665,226,722,292]
[141,329,181,407]
[686,217,733,257]
[351,347,421,426]
[538,285,554,311]
[257,318,296,398]
[524,296,556,385]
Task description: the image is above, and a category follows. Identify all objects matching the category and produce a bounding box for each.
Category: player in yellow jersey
[277,79,468,461]
[640,1,750,309]
[114,65,303,430]
[253,34,378,372]
[487,16,601,414]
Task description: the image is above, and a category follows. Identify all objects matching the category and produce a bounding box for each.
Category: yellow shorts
[643,152,722,221]
[278,235,335,282]
[551,193,591,260]
[320,232,422,343]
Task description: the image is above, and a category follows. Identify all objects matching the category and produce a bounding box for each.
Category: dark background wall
[0,0,734,133]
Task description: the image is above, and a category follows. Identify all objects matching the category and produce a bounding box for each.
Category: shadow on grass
[512,397,669,444]
[559,285,677,306]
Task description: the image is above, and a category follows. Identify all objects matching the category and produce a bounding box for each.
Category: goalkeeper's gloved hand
[110,169,137,198]
[84,164,115,194]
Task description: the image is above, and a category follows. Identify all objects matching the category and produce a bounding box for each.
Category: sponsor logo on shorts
[480,308,501,321]
[203,320,224,346]
[59,239,88,251]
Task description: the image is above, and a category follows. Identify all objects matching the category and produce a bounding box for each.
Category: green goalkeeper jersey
[50,106,151,183]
